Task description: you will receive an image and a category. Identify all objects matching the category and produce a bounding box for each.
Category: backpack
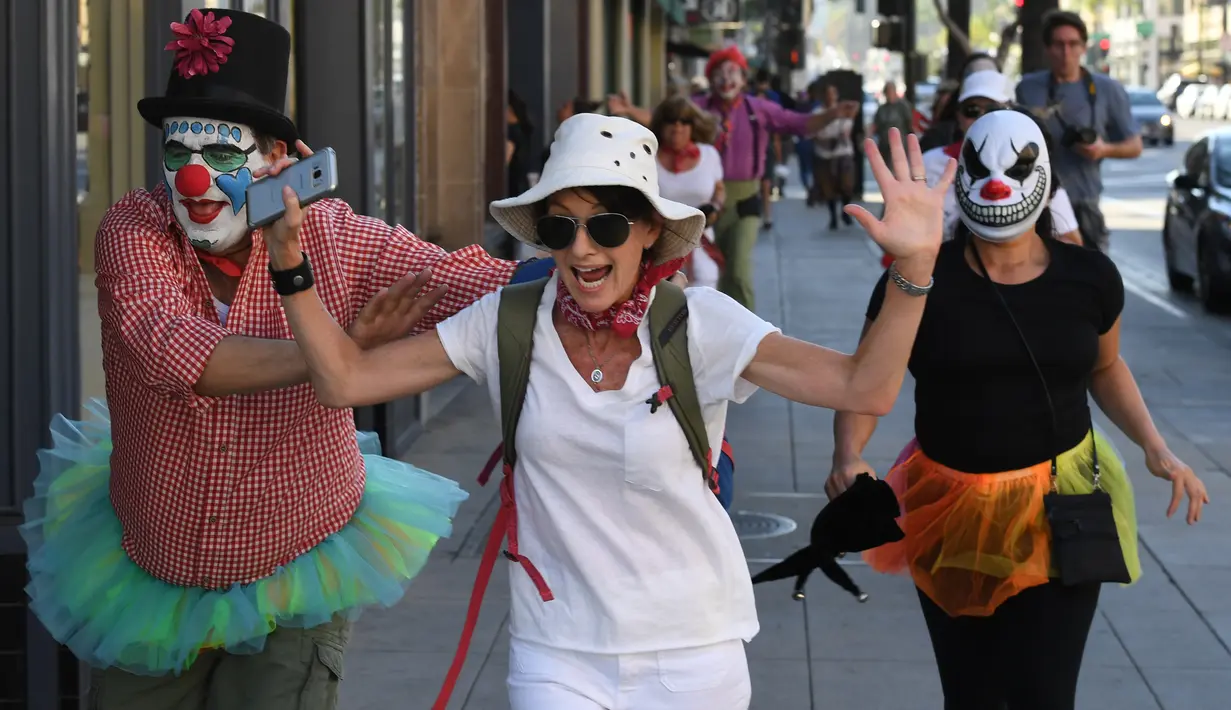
[432,274,735,709]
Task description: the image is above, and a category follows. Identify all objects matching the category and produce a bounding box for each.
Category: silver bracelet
[888,261,934,297]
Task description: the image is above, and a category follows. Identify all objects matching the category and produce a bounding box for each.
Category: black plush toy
[751,473,905,602]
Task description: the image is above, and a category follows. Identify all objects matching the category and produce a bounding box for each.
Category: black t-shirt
[866,238,1124,473]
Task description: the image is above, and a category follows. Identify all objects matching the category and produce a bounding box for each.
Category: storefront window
[392,0,408,227]
[369,0,389,219]
[77,0,90,204]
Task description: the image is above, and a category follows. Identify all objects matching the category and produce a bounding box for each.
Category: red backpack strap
[434,278,553,710]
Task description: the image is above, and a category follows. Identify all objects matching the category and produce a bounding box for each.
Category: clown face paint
[162,116,270,254]
[955,111,1052,244]
[711,60,746,100]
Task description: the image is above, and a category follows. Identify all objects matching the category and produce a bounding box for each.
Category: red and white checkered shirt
[95,186,518,588]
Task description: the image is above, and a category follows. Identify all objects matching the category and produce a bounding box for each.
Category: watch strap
[269,252,315,296]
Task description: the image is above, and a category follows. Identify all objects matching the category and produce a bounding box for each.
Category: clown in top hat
[20,8,545,709]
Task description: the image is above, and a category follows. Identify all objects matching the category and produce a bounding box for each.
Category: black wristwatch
[269,251,315,296]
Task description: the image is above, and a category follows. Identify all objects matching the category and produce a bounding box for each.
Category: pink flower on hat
[165,9,235,80]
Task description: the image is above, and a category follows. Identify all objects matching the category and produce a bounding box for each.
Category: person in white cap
[261,113,954,710]
[922,70,1082,245]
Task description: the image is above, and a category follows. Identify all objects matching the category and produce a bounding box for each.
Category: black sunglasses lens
[586,213,632,248]
[962,105,985,118]
[536,216,577,250]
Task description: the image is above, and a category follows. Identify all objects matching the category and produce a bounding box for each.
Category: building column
[414,0,488,253]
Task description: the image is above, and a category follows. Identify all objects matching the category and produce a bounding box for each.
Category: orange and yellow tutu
[865,429,1141,618]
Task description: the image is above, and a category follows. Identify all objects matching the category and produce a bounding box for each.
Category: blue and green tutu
[19,399,468,676]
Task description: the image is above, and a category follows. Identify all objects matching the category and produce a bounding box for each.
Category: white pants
[507,637,751,710]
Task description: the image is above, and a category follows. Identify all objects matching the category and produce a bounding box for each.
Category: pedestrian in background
[1015,10,1142,252]
[812,83,856,230]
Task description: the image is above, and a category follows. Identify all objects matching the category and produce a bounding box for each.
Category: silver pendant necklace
[585,331,619,386]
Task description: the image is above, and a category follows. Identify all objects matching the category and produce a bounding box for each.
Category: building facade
[1088,0,1184,87]
[2,1,674,707]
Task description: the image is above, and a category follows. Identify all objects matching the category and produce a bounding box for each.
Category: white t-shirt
[657,143,723,243]
[436,275,779,654]
[924,145,1081,241]
[813,114,854,159]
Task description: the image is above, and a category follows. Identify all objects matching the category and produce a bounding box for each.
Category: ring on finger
[911,175,926,182]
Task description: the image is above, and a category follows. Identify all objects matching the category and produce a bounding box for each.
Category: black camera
[1061,126,1098,147]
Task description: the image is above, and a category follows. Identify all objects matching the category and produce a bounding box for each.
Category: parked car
[1158,73,1204,111]
[1163,128,1231,311]
[1197,84,1222,119]
[1127,87,1174,145]
[1176,83,1205,118]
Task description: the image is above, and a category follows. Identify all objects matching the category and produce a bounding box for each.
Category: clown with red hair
[610,46,858,311]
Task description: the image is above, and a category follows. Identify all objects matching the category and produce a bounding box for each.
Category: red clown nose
[175,164,212,198]
[979,179,1012,202]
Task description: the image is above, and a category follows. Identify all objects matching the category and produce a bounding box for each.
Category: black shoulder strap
[496,276,551,468]
[647,281,712,481]
[744,96,762,175]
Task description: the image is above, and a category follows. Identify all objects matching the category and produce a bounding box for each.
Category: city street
[338,118,1231,709]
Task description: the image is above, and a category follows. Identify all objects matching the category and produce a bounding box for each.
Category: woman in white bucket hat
[263,113,954,709]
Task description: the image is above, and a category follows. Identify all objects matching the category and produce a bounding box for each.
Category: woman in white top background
[922,69,1084,245]
[812,83,858,230]
[650,96,726,290]
[260,114,954,709]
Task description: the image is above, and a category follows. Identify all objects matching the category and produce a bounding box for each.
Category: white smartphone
[246,147,339,229]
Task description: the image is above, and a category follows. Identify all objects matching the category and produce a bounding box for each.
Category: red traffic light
[1099,38,1110,51]
[790,49,800,66]
[1014,0,1023,6]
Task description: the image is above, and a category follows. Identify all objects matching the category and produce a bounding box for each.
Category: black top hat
[137,8,297,145]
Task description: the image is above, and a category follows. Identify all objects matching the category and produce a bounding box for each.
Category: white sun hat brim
[489,114,707,265]
[958,70,1011,104]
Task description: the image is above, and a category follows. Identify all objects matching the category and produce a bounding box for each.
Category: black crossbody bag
[970,242,1131,586]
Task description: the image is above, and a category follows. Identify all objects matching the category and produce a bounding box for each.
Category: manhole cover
[731,511,797,540]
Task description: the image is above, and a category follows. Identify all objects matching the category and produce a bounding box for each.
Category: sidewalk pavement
[341,175,1231,709]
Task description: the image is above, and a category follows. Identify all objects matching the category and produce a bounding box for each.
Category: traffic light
[1099,37,1111,52]
[877,0,908,16]
[871,17,906,52]
[775,27,805,70]
[1014,0,1023,6]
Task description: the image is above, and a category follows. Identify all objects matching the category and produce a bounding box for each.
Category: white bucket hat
[489,113,706,265]
[958,70,1011,104]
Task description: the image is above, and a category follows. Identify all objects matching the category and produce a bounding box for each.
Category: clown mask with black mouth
[955,110,1052,244]
[163,116,272,254]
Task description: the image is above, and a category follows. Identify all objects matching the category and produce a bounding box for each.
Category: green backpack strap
[495,276,551,467]
[647,281,715,489]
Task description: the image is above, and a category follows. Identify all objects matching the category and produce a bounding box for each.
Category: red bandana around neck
[197,250,244,277]
[660,143,701,173]
[554,256,686,339]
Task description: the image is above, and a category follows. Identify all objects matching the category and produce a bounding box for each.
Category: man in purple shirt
[611,46,857,309]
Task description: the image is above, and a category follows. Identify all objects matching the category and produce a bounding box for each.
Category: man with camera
[1015,11,1141,253]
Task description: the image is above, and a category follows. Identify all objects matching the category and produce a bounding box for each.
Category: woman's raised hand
[845,128,955,266]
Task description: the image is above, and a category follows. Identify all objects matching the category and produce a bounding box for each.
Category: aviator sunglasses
[960,102,996,120]
[164,140,258,173]
[535,213,635,250]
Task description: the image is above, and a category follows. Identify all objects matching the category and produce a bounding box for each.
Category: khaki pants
[715,179,763,311]
[88,615,351,710]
